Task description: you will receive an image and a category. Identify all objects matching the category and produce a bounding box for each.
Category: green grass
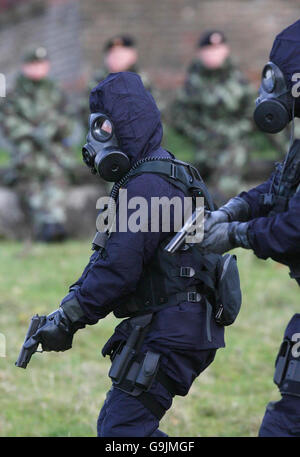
[0,241,298,437]
[0,148,10,166]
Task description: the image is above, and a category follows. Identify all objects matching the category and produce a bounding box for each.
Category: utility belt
[274,338,300,397]
[102,313,178,420]
[114,240,242,330]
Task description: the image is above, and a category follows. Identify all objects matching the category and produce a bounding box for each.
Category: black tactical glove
[201,221,251,255]
[23,294,86,352]
[205,197,251,233]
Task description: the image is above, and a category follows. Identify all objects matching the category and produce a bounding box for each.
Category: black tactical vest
[92,158,241,326]
[260,139,300,284]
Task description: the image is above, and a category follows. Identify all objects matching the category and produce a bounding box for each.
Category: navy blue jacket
[67,72,225,352]
[240,18,300,269]
[239,173,300,269]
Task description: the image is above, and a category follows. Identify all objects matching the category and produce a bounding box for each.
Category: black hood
[89,72,163,163]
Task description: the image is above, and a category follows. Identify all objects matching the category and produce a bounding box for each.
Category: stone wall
[0,0,299,95]
[80,0,300,91]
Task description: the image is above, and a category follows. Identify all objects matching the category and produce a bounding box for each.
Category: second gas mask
[82,113,130,182]
[254,62,294,134]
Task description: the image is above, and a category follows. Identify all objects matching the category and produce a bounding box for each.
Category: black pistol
[165,206,204,254]
[15,314,46,369]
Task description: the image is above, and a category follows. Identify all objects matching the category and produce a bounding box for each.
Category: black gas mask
[254,62,294,134]
[82,113,130,182]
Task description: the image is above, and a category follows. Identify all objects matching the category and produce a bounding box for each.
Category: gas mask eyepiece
[253,62,293,134]
[82,113,130,182]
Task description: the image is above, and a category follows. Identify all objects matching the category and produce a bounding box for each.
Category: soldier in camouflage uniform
[170,31,256,206]
[1,47,75,241]
[80,35,158,130]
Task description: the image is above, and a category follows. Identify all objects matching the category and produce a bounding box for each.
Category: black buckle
[180,267,195,278]
[92,231,108,251]
[261,193,275,206]
[187,291,201,302]
[170,163,177,179]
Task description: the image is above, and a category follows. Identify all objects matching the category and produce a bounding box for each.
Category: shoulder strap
[278,140,300,195]
[91,157,214,252]
[128,159,214,210]
[261,140,300,215]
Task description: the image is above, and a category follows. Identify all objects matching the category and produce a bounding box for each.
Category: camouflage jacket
[0,74,75,180]
[170,58,256,163]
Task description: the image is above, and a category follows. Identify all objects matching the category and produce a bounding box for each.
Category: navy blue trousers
[259,395,300,437]
[259,315,300,437]
[97,348,216,437]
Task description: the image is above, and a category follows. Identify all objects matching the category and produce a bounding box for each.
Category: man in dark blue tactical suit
[23,71,232,436]
[199,20,300,437]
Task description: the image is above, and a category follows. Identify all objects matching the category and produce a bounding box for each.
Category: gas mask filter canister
[254,62,293,134]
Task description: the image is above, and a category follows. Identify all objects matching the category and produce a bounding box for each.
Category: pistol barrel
[165,207,204,254]
[15,314,43,369]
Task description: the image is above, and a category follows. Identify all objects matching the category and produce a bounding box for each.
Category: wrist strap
[61,295,85,323]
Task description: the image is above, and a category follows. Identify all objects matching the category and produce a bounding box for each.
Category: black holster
[274,338,300,397]
[103,313,179,420]
[106,313,161,397]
